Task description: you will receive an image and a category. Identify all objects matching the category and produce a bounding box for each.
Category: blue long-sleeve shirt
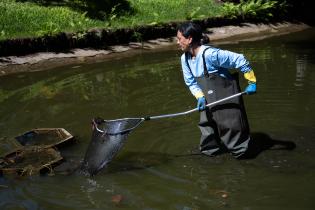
[180,45,252,98]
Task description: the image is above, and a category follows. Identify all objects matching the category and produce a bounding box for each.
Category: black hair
[177,22,209,45]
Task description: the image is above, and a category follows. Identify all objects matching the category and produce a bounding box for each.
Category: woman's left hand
[197,96,206,111]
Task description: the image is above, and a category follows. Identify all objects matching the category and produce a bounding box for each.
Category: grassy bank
[0,0,223,40]
[114,0,223,26]
[0,0,101,40]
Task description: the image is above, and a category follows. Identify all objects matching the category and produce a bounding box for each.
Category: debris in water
[0,185,8,188]
[209,189,229,199]
[0,146,63,176]
[221,193,228,198]
[15,128,74,148]
[0,128,75,176]
[111,194,123,204]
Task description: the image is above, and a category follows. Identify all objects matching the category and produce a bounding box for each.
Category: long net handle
[93,92,246,134]
[148,92,246,120]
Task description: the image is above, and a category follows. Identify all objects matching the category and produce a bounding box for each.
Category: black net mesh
[81,117,143,175]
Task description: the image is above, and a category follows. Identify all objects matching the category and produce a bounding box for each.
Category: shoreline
[0,21,310,77]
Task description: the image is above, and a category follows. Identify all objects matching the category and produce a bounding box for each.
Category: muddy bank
[0,21,310,76]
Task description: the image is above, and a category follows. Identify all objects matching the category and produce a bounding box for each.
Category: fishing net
[80,92,245,176]
[81,117,144,175]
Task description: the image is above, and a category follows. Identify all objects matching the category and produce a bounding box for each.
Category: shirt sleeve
[180,55,204,99]
[207,49,252,73]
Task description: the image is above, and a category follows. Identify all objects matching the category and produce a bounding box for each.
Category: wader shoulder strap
[184,47,211,78]
[202,47,211,78]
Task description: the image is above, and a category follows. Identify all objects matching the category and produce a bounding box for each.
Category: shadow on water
[240,132,297,159]
[54,151,174,176]
[174,132,297,160]
[104,152,174,173]
[54,132,296,176]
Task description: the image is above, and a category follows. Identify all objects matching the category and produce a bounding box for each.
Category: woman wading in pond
[177,22,257,158]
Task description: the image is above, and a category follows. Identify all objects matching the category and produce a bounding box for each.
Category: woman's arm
[180,55,204,99]
[207,48,257,94]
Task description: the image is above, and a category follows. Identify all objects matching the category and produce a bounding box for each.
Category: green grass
[0,0,104,39]
[0,0,224,40]
[0,0,285,41]
[114,0,223,26]
[221,0,280,21]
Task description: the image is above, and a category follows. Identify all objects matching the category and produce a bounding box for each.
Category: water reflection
[1,28,315,209]
[294,55,307,87]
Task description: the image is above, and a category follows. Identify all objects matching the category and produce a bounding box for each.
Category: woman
[177,22,256,158]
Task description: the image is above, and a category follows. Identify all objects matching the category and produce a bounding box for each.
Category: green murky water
[0,28,315,210]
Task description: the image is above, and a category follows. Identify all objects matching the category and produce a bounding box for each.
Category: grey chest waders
[185,48,250,158]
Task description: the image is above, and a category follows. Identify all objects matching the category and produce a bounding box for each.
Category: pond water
[0,28,315,210]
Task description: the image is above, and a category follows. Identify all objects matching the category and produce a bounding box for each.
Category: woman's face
[177,31,192,52]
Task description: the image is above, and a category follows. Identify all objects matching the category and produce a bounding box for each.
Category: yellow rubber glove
[244,70,257,94]
[244,70,257,84]
[194,91,205,99]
